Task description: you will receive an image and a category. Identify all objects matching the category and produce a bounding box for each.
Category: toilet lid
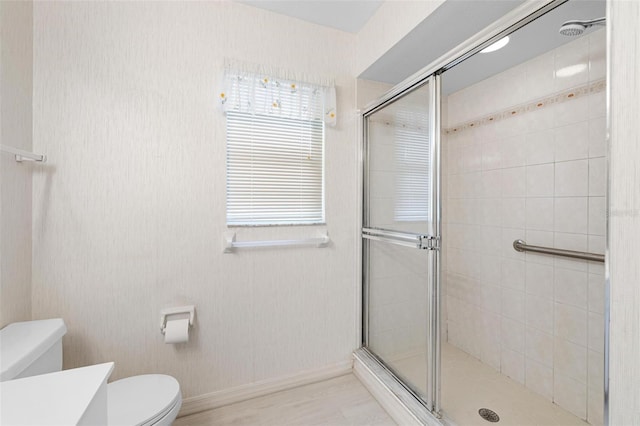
[108,374,181,426]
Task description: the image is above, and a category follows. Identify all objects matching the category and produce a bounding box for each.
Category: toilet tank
[0,319,67,381]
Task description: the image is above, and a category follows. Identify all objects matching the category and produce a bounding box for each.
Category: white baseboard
[178,360,353,418]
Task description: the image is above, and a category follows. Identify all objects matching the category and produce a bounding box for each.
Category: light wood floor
[174,374,396,426]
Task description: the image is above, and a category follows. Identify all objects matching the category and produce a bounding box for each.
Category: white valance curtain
[219,59,337,126]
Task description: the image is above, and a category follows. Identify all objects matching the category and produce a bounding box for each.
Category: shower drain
[478,408,500,423]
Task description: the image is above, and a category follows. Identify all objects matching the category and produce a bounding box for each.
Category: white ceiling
[359,0,527,85]
[442,0,606,94]
[236,0,606,95]
[237,0,384,33]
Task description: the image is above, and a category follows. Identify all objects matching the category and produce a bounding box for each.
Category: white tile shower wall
[31,2,357,400]
[0,1,33,327]
[443,30,605,424]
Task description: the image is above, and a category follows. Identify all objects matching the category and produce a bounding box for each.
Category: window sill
[226,222,327,228]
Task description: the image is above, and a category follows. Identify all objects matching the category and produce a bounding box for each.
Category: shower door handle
[362,227,439,250]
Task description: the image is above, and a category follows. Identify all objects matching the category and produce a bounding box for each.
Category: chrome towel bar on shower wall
[513,239,604,262]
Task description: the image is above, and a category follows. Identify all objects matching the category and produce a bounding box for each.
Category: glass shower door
[362,76,440,411]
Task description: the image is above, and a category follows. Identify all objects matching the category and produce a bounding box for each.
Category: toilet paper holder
[160,305,195,334]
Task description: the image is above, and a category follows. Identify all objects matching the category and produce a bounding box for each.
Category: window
[221,63,335,226]
[226,112,324,225]
[394,110,430,222]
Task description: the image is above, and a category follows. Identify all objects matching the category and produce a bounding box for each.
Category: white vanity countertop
[1,362,114,425]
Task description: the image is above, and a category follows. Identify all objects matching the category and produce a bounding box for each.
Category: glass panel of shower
[360,2,606,424]
[438,1,606,425]
[362,77,440,409]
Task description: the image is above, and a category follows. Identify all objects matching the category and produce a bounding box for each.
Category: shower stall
[357,1,607,425]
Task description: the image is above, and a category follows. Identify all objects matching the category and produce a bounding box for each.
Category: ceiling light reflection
[481,36,510,53]
[556,63,588,78]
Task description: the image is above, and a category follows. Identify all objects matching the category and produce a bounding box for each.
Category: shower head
[559,17,606,36]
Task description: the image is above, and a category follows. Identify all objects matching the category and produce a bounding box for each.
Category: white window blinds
[394,111,430,222]
[221,62,334,226]
[226,112,324,225]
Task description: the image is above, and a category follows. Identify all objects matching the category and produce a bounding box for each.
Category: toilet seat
[108,374,181,426]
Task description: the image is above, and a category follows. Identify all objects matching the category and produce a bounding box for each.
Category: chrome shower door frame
[361,73,442,414]
[360,0,611,423]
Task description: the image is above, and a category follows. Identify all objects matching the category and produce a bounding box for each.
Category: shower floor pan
[392,343,591,426]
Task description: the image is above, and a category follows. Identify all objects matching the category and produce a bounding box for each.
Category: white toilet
[0,318,182,426]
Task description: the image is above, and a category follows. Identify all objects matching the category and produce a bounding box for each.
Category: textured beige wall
[356,0,445,76]
[356,78,392,110]
[31,1,357,399]
[0,1,33,328]
[607,1,640,424]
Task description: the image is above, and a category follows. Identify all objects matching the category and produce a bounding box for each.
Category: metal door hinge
[420,235,440,250]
